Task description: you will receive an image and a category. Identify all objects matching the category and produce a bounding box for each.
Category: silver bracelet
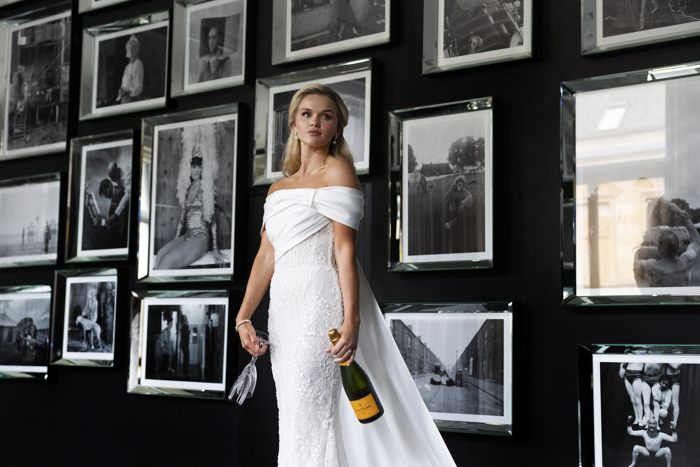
[235,319,252,333]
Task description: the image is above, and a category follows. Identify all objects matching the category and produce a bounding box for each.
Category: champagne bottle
[328,328,384,424]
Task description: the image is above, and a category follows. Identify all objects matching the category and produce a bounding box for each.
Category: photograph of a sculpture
[77,139,132,257]
[438,0,528,69]
[0,180,60,266]
[185,0,245,91]
[594,356,700,467]
[385,310,511,426]
[149,115,237,278]
[285,0,389,60]
[600,0,699,38]
[142,299,228,390]
[402,109,492,265]
[0,293,51,372]
[575,74,700,297]
[267,71,369,178]
[62,276,117,361]
[92,22,168,116]
[3,11,71,158]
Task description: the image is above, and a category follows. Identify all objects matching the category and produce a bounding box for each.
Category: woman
[154,125,227,270]
[154,315,175,378]
[116,35,144,104]
[235,84,456,466]
[620,362,645,429]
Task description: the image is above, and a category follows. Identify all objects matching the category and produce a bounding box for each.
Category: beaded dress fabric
[261,186,457,467]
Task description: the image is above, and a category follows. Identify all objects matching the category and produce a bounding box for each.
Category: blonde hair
[281,83,355,177]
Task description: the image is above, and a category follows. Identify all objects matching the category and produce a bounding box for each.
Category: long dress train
[263,186,457,467]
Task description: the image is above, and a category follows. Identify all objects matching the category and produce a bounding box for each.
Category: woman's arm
[236,230,275,356]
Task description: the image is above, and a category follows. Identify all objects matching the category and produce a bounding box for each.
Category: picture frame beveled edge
[79,11,171,121]
[381,301,514,436]
[560,60,700,306]
[387,97,495,272]
[127,288,229,399]
[137,103,240,283]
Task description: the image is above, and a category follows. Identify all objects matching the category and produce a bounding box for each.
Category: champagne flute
[228,330,270,405]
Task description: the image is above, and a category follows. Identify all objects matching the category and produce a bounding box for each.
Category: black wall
[1,0,699,466]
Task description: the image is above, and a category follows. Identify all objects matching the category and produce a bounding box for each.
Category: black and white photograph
[266,70,370,180]
[276,0,390,64]
[593,353,700,467]
[76,139,132,258]
[182,0,246,93]
[572,72,700,299]
[1,10,71,159]
[433,0,531,72]
[87,20,168,118]
[591,0,700,51]
[401,108,493,267]
[141,298,228,391]
[148,113,237,279]
[0,178,60,267]
[62,276,117,362]
[0,292,51,375]
[383,306,512,432]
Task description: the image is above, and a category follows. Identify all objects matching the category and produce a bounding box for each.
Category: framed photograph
[561,61,700,306]
[50,269,118,366]
[423,0,532,74]
[79,11,169,120]
[128,290,229,398]
[271,0,390,65]
[0,173,61,268]
[139,104,238,282]
[389,98,494,272]
[0,285,51,379]
[171,0,247,97]
[579,344,700,467]
[78,0,133,13]
[0,3,71,160]
[67,131,133,263]
[582,0,700,55]
[381,302,513,435]
[254,58,372,185]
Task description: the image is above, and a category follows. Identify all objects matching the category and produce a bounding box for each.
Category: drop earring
[294,130,298,139]
[332,137,337,145]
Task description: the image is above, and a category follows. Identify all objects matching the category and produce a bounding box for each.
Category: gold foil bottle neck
[328,329,340,345]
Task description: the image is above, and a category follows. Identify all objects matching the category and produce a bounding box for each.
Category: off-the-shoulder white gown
[262,186,456,467]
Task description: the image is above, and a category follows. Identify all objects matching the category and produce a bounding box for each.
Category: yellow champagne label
[350,393,380,420]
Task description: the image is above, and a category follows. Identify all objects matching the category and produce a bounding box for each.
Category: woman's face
[292,94,340,149]
[191,162,202,180]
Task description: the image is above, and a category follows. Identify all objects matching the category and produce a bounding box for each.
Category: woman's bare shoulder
[325,158,360,190]
[267,177,292,197]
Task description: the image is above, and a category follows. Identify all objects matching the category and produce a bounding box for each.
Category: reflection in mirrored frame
[78,0,133,13]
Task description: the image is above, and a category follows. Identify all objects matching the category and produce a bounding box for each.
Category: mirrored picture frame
[171,0,247,98]
[0,285,51,379]
[78,0,133,13]
[66,131,134,263]
[79,11,170,121]
[128,289,229,399]
[389,97,494,272]
[0,3,71,160]
[50,269,118,367]
[381,302,513,435]
[0,0,25,6]
[254,58,372,185]
[271,0,390,65]
[561,62,700,306]
[582,0,700,55]
[578,344,700,467]
[423,0,532,74]
[139,104,239,283]
[0,173,61,268]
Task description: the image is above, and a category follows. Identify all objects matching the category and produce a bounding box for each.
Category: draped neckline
[266,186,362,200]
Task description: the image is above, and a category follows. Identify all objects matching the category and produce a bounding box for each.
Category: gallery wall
[1,0,699,466]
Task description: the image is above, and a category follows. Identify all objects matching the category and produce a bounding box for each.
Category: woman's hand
[326,320,359,365]
[238,322,267,357]
[212,249,228,265]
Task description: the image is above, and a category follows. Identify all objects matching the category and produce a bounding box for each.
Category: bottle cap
[328,329,340,345]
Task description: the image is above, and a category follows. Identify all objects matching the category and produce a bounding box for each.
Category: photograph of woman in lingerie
[151,121,234,277]
[235,84,456,466]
